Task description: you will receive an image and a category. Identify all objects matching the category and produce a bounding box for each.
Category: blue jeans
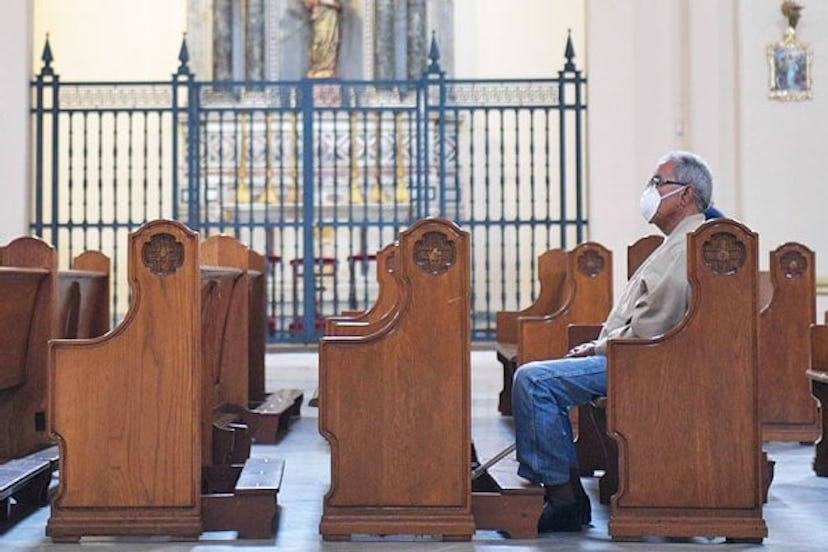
[512,355,607,487]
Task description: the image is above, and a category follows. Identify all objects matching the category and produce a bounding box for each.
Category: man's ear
[683,185,695,205]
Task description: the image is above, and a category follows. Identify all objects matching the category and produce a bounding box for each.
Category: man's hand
[564,342,595,358]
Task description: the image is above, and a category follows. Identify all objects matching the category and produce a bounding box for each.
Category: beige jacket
[593,213,705,355]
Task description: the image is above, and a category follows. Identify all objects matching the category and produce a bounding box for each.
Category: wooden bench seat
[573,232,774,509]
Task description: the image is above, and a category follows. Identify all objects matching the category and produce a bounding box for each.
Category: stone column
[246,0,266,81]
[406,0,427,79]
[212,0,233,81]
[374,0,395,80]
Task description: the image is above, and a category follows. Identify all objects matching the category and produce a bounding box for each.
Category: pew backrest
[324,242,399,336]
[517,242,612,364]
[495,248,568,345]
[627,235,663,278]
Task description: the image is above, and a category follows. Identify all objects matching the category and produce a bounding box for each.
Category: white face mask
[640,185,685,223]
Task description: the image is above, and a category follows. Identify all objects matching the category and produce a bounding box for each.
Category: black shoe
[569,469,592,525]
[537,498,583,533]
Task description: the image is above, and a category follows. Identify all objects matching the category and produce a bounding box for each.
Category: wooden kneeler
[471,442,544,539]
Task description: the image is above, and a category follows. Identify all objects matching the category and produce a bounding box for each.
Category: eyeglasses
[647,175,690,188]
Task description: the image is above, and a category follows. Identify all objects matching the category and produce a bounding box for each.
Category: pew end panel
[605,219,766,541]
[318,218,474,540]
[46,220,202,540]
[517,242,612,365]
[758,243,818,442]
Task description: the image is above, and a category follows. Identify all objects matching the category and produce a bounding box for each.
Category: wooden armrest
[568,324,602,349]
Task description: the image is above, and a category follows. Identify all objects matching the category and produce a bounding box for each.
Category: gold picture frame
[768,28,813,101]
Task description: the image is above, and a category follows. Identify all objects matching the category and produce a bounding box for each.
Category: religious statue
[781,1,803,30]
[304,0,342,78]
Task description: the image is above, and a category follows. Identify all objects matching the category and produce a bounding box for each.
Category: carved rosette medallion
[577,250,605,278]
[413,231,456,275]
[780,250,806,279]
[702,232,746,275]
[142,233,185,276]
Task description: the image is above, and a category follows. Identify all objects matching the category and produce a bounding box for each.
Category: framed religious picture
[768,2,813,101]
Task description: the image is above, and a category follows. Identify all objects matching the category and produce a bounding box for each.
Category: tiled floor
[2,350,826,551]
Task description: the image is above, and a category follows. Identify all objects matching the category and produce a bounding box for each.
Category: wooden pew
[495,242,612,415]
[318,218,475,540]
[56,251,110,341]
[47,220,283,541]
[0,236,58,521]
[0,236,57,462]
[47,221,203,540]
[323,242,398,336]
[197,256,284,538]
[0,239,109,521]
[605,219,766,542]
[200,235,303,445]
[575,232,773,503]
[806,318,828,476]
[757,242,818,442]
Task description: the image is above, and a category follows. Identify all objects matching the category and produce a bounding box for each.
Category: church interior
[1,0,828,550]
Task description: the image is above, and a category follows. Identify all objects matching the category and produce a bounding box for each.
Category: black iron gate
[31,34,587,343]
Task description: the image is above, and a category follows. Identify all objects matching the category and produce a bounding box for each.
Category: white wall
[588,0,828,308]
[737,1,828,286]
[0,0,32,244]
[32,0,187,80]
[454,0,585,78]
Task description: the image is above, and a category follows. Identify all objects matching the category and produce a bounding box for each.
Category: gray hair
[657,151,713,212]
